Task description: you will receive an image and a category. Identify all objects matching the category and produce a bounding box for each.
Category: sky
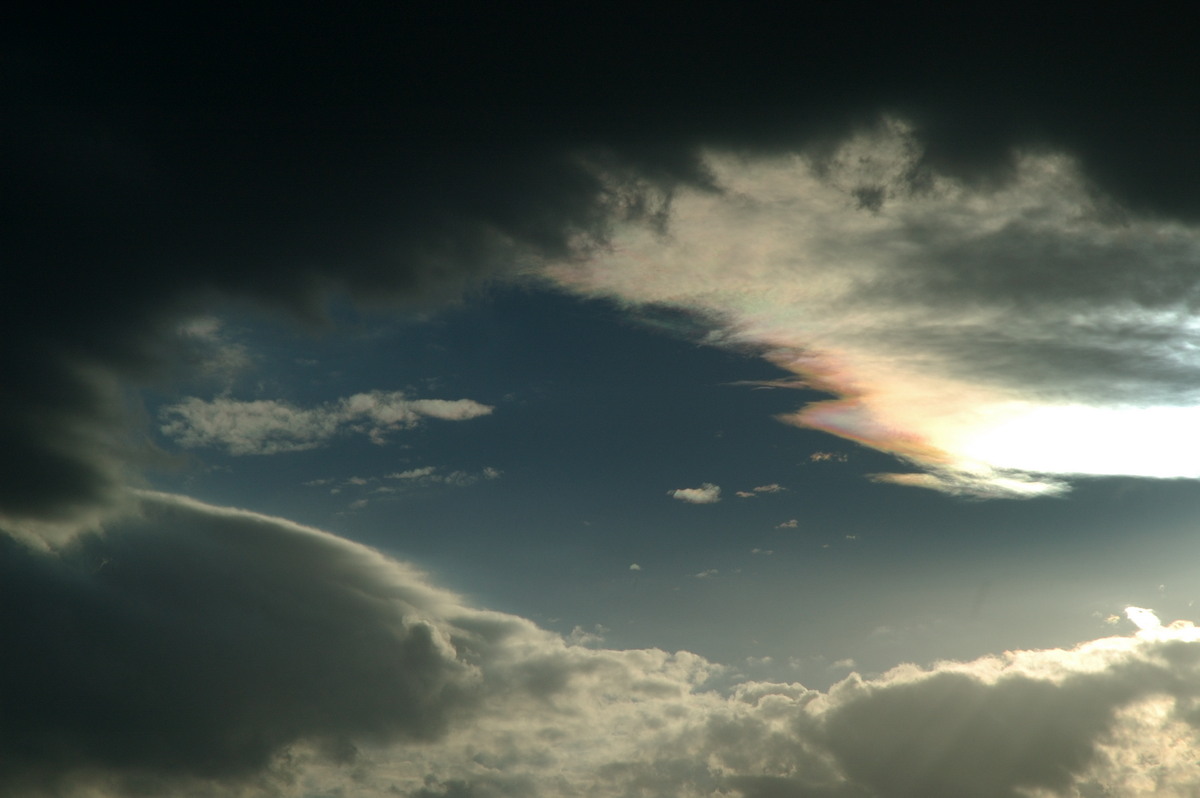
[7,8,1200,797]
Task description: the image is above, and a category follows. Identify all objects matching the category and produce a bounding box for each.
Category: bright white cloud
[538,117,1200,497]
[669,483,722,504]
[159,391,493,455]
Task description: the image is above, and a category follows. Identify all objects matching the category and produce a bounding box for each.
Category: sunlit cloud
[160,391,493,455]
[538,117,1200,497]
[669,483,722,504]
[8,499,1200,798]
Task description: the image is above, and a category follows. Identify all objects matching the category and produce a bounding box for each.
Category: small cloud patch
[668,483,721,504]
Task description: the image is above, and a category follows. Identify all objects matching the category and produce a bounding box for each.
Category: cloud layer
[5,494,1200,797]
[539,119,1200,496]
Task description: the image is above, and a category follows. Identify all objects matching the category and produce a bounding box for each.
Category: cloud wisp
[5,494,1200,797]
[540,118,1200,497]
[160,391,493,455]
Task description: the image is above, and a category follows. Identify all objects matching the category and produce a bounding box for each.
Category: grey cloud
[822,672,1115,798]
[0,493,485,793]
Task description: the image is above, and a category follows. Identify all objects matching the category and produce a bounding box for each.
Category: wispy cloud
[383,465,502,488]
[776,519,799,529]
[540,118,1200,497]
[737,484,785,498]
[668,483,722,504]
[160,391,493,455]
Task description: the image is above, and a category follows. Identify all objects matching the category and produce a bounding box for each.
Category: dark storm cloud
[0,492,485,792]
[3,8,1196,523]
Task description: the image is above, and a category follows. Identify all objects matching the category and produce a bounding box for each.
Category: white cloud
[160,391,493,455]
[776,519,798,529]
[539,118,1200,497]
[629,563,642,571]
[669,483,722,504]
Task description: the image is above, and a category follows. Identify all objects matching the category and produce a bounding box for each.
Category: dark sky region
[6,7,1200,797]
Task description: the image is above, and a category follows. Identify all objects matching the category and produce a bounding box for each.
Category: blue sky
[9,8,1200,798]
[141,285,1200,689]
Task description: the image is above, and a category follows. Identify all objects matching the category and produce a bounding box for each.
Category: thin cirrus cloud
[6,493,1200,797]
[539,117,1200,497]
[669,483,722,504]
[159,391,493,455]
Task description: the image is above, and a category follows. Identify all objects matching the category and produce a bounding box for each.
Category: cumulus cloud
[776,519,799,529]
[669,483,722,504]
[159,391,493,455]
[0,493,484,793]
[7,494,1200,797]
[539,118,1200,497]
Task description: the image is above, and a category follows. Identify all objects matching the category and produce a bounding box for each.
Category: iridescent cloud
[538,119,1200,496]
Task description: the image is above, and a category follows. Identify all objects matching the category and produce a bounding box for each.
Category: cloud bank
[5,494,1200,797]
[540,118,1200,496]
[159,391,493,455]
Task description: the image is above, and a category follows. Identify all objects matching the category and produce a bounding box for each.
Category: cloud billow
[4,494,1200,797]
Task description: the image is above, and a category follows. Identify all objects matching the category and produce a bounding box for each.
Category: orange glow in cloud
[536,118,1200,496]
